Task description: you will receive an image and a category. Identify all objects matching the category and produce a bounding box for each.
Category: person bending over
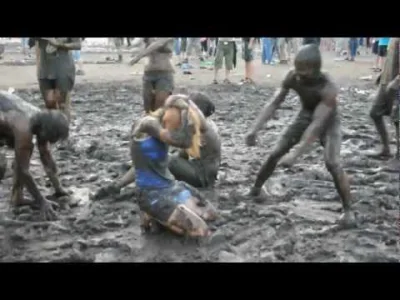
[0,91,69,220]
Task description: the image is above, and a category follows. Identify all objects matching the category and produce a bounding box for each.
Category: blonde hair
[150,95,202,159]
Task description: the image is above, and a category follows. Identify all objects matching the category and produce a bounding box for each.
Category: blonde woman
[131,95,218,237]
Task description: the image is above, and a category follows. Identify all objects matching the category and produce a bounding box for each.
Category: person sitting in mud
[130,95,218,237]
[29,38,82,122]
[0,91,70,221]
[244,44,355,227]
[129,38,175,114]
[94,92,221,199]
[368,37,399,160]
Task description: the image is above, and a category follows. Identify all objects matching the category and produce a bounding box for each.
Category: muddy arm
[249,88,289,135]
[137,114,194,149]
[15,142,46,206]
[248,71,293,135]
[130,38,174,63]
[37,142,64,194]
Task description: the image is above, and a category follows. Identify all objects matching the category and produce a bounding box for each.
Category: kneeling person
[132,95,218,237]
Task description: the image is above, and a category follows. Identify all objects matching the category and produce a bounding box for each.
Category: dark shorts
[137,181,193,223]
[142,71,174,94]
[378,45,388,57]
[372,41,379,55]
[278,109,341,152]
[181,38,187,53]
[242,41,254,62]
[39,77,75,97]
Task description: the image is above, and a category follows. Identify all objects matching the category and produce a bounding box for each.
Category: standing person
[213,38,235,84]
[369,38,399,159]
[32,38,82,122]
[286,38,298,61]
[240,38,256,84]
[21,38,31,58]
[261,38,272,64]
[129,38,175,114]
[72,49,85,76]
[277,38,288,64]
[174,38,181,56]
[375,37,390,72]
[186,38,203,63]
[244,44,355,227]
[113,38,124,62]
[347,38,358,61]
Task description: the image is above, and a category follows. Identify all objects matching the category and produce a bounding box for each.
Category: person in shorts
[32,38,82,122]
[213,38,235,84]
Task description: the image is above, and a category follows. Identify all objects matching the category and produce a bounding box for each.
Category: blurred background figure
[21,37,31,58]
[73,49,85,76]
[348,38,359,61]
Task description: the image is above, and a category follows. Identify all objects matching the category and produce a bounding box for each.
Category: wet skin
[129,38,175,113]
[245,44,355,226]
[0,91,69,221]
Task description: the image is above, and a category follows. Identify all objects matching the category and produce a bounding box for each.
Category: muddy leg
[369,86,391,158]
[249,110,312,202]
[56,77,74,122]
[322,119,356,227]
[153,73,174,111]
[39,79,58,110]
[142,76,155,113]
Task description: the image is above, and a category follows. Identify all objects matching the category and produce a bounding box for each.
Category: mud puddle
[0,82,399,262]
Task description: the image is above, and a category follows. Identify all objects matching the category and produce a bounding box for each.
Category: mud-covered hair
[188,92,215,117]
[295,44,322,71]
[151,94,202,158]
[30,110,69,143]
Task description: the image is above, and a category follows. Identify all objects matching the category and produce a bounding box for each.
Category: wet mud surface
[0,81,399,262]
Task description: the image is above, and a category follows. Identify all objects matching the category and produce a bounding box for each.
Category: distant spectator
[277,38,288,64]
[261,38,274,64]
[73,50,85,76]
[213,38,235,84]
[347,38,358,61]
[375,37,390,72]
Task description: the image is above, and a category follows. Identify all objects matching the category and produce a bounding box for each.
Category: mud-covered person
[129,38,175,114]
[368,37,400,160]
[130,95,218,237]
[0,91,70,220]
[30,38,82,122]
[244,44,356,227]
[168,93,221,188]
[94,93,221,198]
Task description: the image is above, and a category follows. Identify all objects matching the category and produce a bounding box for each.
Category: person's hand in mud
[245,132,257,147]
[39,199,59,221]
[93,183,121,200]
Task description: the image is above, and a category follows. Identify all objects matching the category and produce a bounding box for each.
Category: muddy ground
[0,47,399,262]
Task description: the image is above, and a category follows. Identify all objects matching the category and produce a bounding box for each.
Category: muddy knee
[168,205,210,237]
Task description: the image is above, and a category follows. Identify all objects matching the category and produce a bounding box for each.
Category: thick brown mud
[0,81,399,262]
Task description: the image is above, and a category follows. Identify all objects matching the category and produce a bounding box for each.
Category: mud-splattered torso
[287,70,338,114]
[143,38,174,73]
